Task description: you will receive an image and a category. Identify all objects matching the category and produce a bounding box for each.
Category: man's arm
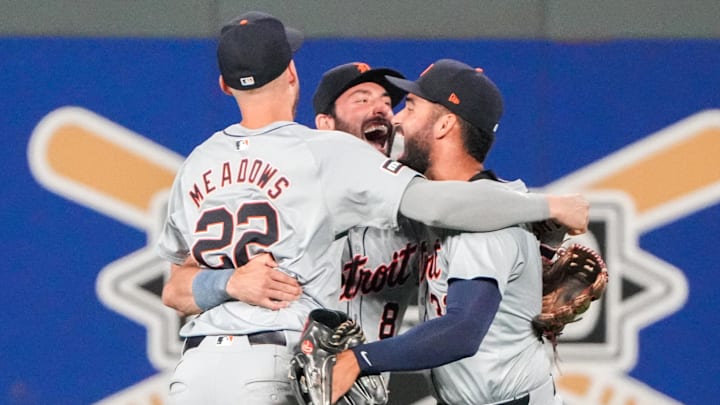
[161,257,208,315]
[161,253,302,315]
[399,177,589,234]
[331,278,501,403]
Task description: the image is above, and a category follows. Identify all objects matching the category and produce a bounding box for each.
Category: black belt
[499,395,529,405]
[183,331,287,354]
[437,394,529,405]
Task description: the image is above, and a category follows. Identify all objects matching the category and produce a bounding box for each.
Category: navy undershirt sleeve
[351,277,501,374]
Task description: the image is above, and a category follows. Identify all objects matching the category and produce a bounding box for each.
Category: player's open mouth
[363,121,392,151]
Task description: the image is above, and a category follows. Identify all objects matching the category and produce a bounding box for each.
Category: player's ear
[435,113,457,139]
[287,60,298,86]
[218,75,233,96]
[315,114,335,130]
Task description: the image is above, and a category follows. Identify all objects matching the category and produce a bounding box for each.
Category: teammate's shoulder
[310,129,365,143]
[303,129,375,154]
[501,178,529,193]
[472,177,529,193]
[220,121,315,136]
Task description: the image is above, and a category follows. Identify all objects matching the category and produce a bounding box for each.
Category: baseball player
[156,11,587,404]
[162,62,422,345]
[313,62,422,343]
[331,59,564,405]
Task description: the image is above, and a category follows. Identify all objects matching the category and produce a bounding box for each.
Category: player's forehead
[336,81,391,102]
[405,93,435,109]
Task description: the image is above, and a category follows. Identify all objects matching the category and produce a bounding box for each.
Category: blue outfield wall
[2,37,719,404]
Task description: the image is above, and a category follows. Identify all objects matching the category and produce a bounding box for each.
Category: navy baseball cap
[217,11,303,90]
[313,62,406,115]
[386,59,504,134]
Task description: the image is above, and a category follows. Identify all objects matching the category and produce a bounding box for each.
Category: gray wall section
[1,0,719,39]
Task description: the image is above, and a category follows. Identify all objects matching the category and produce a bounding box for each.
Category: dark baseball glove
[531,219,569,262]
[532,243,608,348]
[289,309,388,405]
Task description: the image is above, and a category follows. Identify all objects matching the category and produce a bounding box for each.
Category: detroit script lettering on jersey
[340,243,418,301]
[420,239,447,317]
[187,158,290,207]
[419,239,443,283]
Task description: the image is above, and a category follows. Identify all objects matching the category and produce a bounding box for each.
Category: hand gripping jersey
[420,179,555,404]
[155,121,417,337]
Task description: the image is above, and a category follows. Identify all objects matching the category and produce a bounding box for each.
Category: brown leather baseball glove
[532,243,609,349]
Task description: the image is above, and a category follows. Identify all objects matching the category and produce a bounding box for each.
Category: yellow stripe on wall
[47,124,177,213]
[587,128,720,213]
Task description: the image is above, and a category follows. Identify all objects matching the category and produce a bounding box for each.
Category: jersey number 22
[192,201,279,269]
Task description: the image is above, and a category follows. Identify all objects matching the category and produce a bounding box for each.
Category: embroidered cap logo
[354,62,371,73]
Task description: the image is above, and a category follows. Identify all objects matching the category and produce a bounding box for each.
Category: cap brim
[385,76,437,103]
[347,68,407,107]
[285,27,304,52]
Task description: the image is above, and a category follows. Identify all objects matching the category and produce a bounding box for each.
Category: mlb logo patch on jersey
[382,159,404,174]
[236,139,250,151]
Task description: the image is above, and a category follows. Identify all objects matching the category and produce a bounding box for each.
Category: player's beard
[334,115,392,154]
[399,124,432,175]
[332,114,355,136]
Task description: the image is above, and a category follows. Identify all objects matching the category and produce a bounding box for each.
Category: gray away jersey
[420,179,553,404]
[330,217,421,342]
[155,121,417,337]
